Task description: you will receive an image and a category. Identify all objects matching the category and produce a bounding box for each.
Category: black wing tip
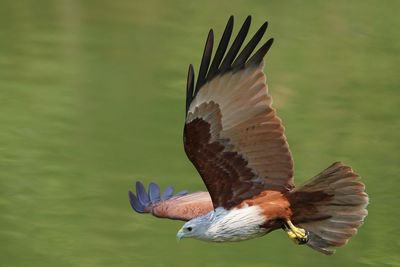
[186,64,195,114]
[244,15,252,23]
[247,37,274,67]
[129,181,188,214]
[257,21,269,36]
[206,16,235,82]
[185,16,273,114]
[232,19,270,71]
[194,29,214,94]
[219,15,252,73]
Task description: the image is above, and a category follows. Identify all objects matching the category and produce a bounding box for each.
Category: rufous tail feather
[287,162,368,255]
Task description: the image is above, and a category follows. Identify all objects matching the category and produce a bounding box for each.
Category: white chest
[203,206,267,242]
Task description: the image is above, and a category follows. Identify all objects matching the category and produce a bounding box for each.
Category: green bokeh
[0,1,399,266]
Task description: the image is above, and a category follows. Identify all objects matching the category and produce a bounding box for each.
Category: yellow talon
[286,229,297,239]
[283,220,309,245]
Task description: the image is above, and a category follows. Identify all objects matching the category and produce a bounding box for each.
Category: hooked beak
[176,229,185,240]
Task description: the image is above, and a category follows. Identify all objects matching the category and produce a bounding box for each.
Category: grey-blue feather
[128,181,189,214]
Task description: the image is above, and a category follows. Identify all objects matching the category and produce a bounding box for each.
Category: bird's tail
[287,162,369,255]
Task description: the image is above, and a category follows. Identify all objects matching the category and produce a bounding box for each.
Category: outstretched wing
[184,16,294,209]
[129,182,213,221]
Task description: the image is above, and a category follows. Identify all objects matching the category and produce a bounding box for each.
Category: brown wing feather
[152,192,213,221]
[184,17,294,209]
[184,114,266,209]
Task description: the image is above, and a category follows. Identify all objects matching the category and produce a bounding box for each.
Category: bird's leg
[283,220,309,245]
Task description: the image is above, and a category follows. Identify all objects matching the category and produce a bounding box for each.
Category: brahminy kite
[129,16,368,255]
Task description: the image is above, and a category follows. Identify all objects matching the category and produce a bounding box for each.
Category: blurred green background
[0,0,399,266]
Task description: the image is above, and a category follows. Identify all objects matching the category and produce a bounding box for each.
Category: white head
[176,212,214,241]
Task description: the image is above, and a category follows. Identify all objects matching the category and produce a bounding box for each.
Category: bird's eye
[187,227,192,232]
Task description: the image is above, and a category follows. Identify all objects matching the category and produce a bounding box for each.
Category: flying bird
[129,16,368,255]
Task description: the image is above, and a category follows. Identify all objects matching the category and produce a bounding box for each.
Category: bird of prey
[129,16,368,255]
